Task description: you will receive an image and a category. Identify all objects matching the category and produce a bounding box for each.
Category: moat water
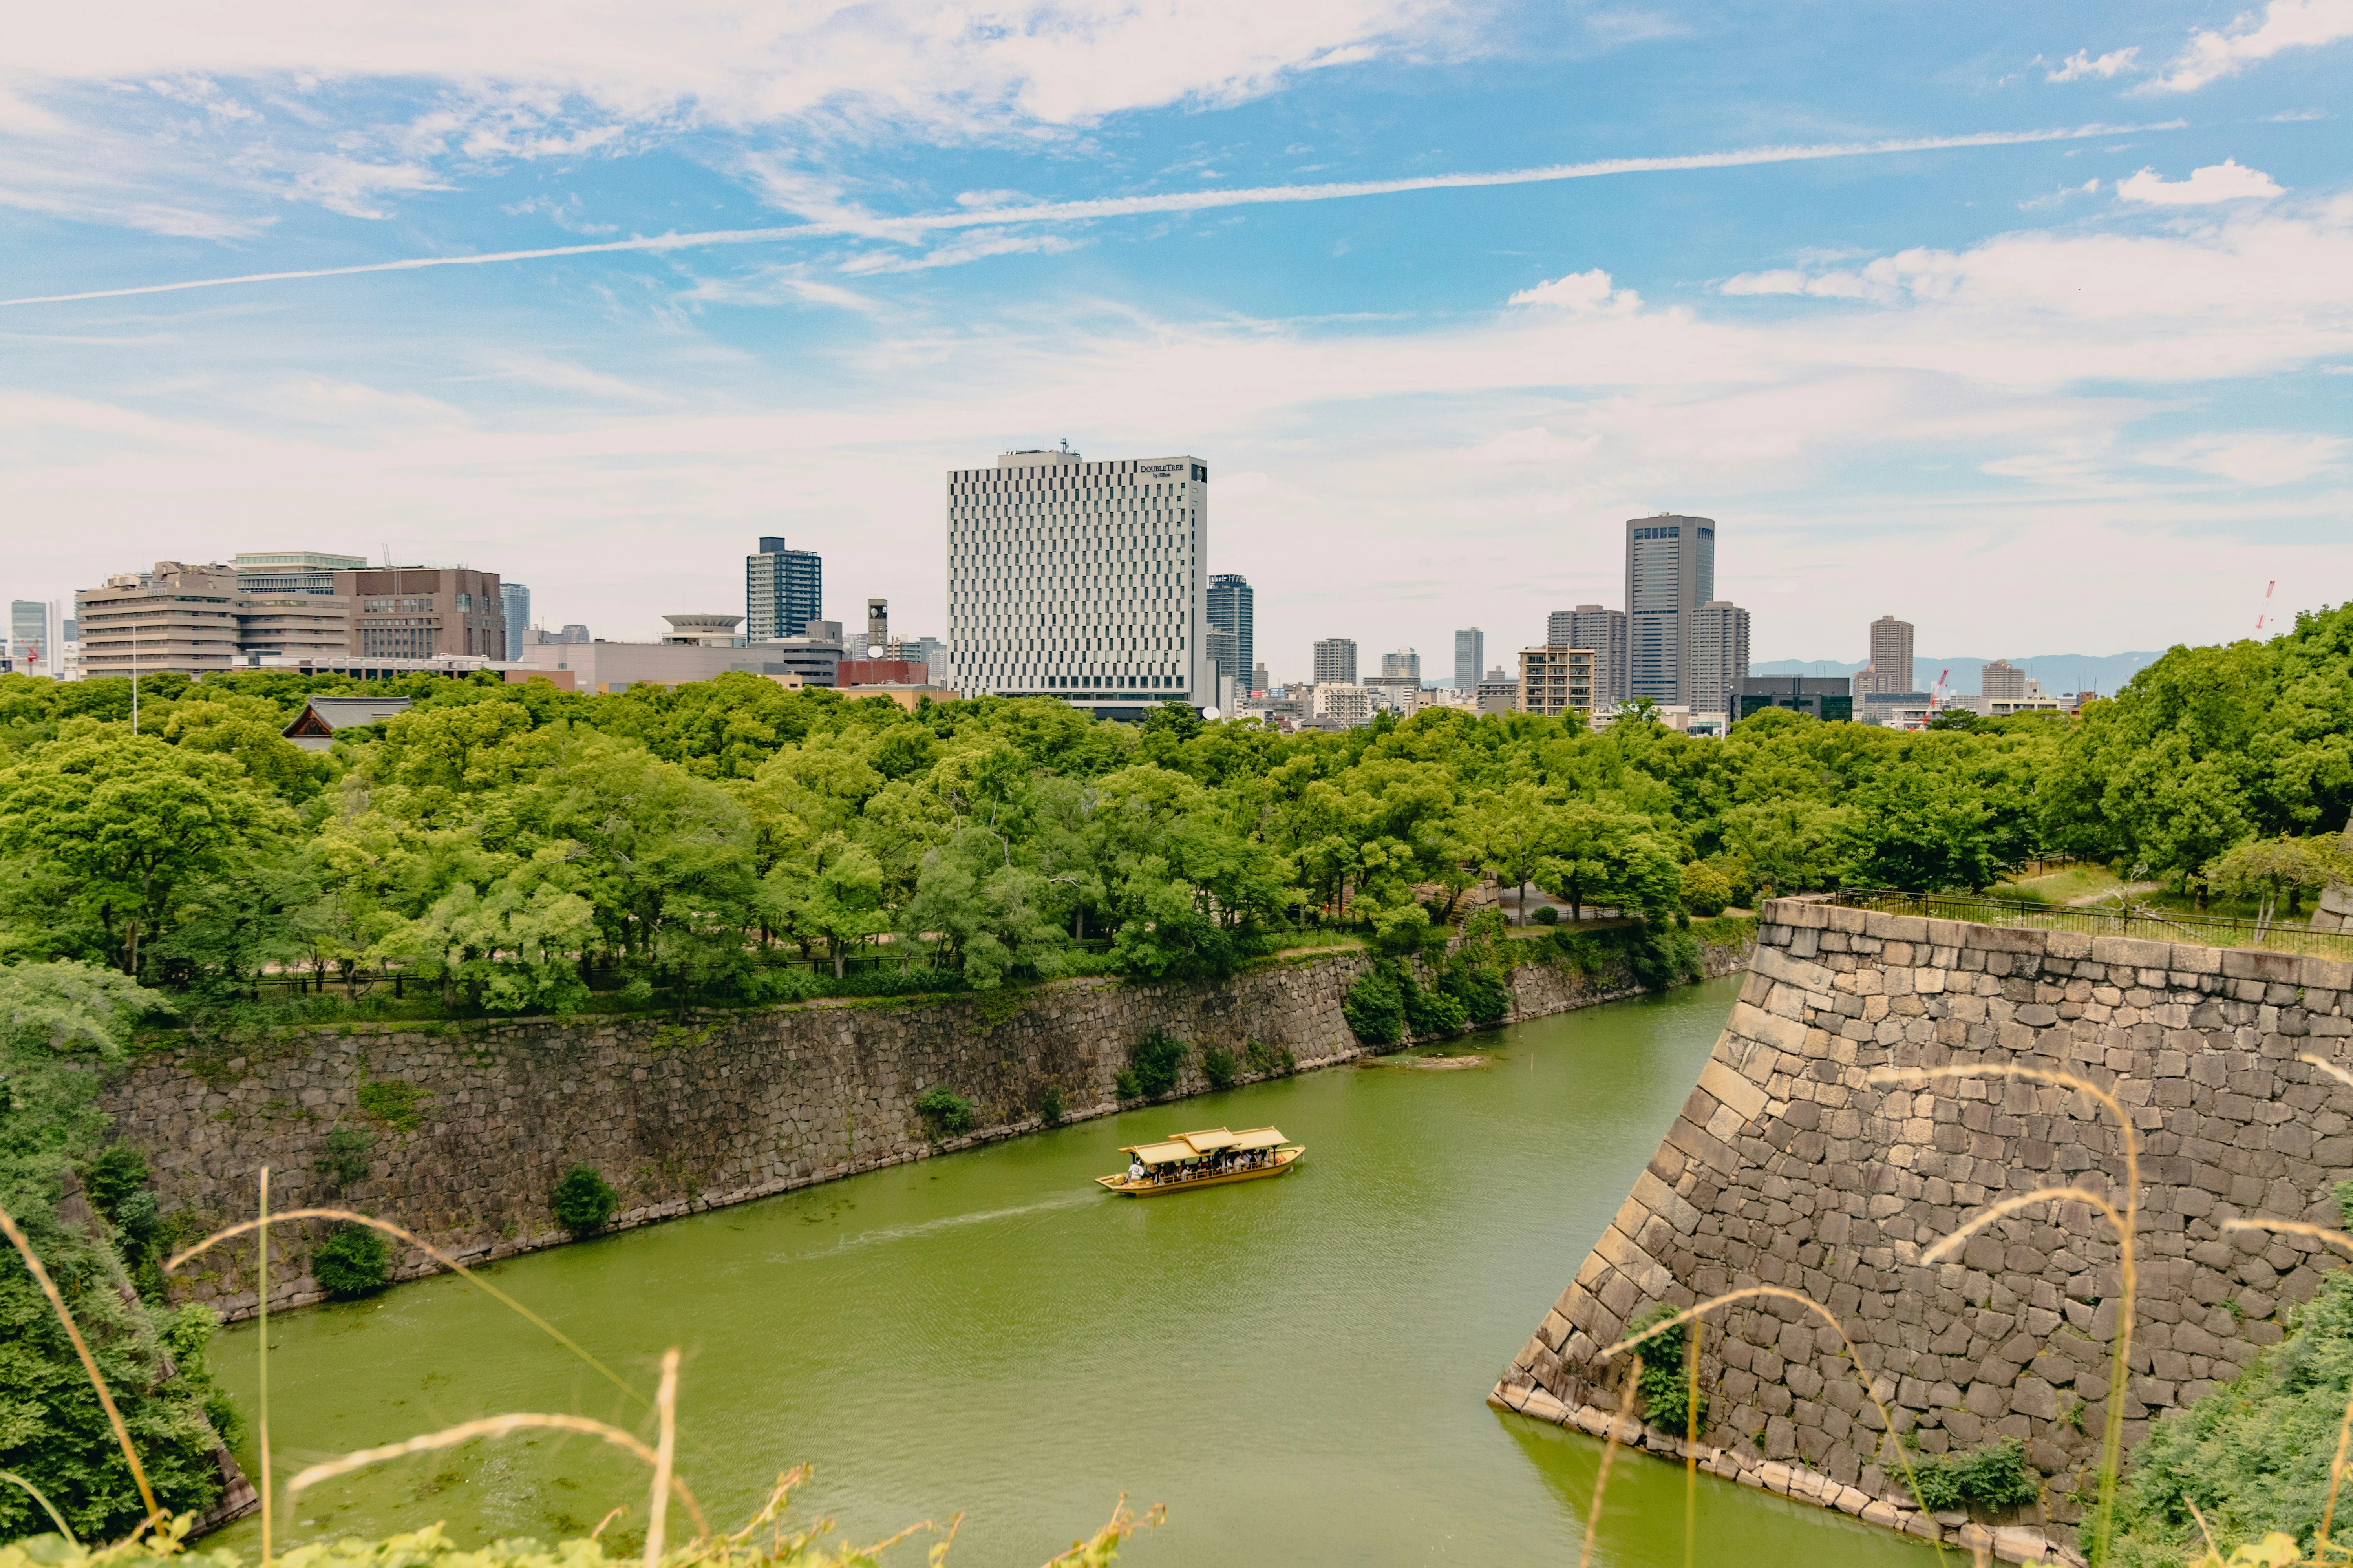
[210,975,1930,1566]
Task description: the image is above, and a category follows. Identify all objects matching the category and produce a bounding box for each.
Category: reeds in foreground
[4,1190,1161,1568]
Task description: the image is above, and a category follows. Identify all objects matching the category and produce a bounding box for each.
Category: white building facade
[947,448,1208,717]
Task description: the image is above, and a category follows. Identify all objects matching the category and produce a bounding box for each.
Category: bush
[552,1163,619,1237]
[1243,1038,1295,1077]
[1531,905,1559,926]
[1901,1439,2039,1514]
[315,1123,373,1188]
[1200,1045,1237,1090]
[1113,1067,1143,1100]
[1629,1304,1708,1436]
[1402,975,1468,1037]
[914,1085,974,1137]
[1039,1085,1065,1125]
[312,1221,391,1299]
[1680,861,1732,917]
[1128,1030,1188,1098]
[1342,965,1406,1047]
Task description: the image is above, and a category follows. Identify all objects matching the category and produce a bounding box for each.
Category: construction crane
[2256,579,2276,634]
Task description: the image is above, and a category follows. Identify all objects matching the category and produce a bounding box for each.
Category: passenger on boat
[1128,1157,1146,1182]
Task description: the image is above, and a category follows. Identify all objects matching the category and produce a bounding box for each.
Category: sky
[4,0,2350,681]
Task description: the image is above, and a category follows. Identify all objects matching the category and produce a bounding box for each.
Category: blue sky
[4,0,2349,677]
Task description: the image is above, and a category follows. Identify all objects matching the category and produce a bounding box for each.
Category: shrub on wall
[914,1086,974,1138]
[1243,1038,1296,1077]
[1039,1085,1065,1125]
[1200,1045,1238,1090]
[1342,965,1405,1047]
[551,1164,619,1238]
[312,1222,391,1299]
[1127,1030,1189,1098]
[1629,1304,1708,1436]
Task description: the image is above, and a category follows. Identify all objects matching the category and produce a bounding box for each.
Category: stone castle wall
[1499,899,2353,1562]
[112,932,1751,1319]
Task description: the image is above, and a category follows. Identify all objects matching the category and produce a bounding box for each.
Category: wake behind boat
[1095,1126,1304,1195]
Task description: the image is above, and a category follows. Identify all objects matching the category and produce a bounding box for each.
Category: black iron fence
[1827,888,2353,963]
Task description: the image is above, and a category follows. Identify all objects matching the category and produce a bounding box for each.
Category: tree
[1719,798,1852,896]
[0,735,287,977]
[1464,783,1565,923]
[2205,834,2353,930]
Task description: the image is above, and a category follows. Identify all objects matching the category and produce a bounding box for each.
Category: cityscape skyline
[4,3,2344,669]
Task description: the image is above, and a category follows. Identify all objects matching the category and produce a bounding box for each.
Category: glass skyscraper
[1623,515,1716,705]
[1207,573,1253,692]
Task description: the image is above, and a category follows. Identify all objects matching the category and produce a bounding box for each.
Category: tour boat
[1095,1126,1305,1195]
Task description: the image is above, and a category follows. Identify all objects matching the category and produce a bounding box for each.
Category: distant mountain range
[1749,653,2164,697]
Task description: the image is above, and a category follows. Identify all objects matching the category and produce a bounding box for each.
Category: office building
[1552,606,1629,709]
[1381,647,1420,683]
[233,551,367,595]
[661,613,744,646]
[500,583,530,661]
[1207,574,1253,692]
[1624,515,1715,705]
[946,447,1208,716]
[1861,691,1934,729]
[9,601,43,668]
[1311,683,1373,728]
[1690,601,1751,719]
[330,566,506,660]
[1477,669,1520,715]
[1251,660,1269,696]
[1364,674,1421,712]
[1313,638,1357,685]
[1857,614,1916,696]
[747,537,823,641]
[1206,627,1241,692]
[79,562,353,677]
[1980,658,2027,700]
[1452,629,1483,692]
[1738,676,1854,723]
[1517,645,1596,718]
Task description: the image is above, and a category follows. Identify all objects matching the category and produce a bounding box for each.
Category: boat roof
[1120,1126,1288,1164]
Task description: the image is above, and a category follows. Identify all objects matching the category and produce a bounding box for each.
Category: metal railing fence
[1828,888,2353,963]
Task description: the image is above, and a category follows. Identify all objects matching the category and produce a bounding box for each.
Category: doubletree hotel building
[946,447,1210,720]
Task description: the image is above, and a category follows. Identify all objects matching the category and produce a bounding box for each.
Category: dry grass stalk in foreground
[1601,1283,1943,1535]
[1578,1355,1643,1568]
[7,1190,1160,1568]
[0,1204,161,1524]
[1872,1062,2139,1566]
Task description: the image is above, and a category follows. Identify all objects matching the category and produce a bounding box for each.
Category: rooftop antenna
[1059,437,1070,454]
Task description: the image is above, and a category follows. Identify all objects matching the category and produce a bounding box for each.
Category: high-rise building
[1551,606,1629,709]
[1980,658,2026,700]
[866,599,889,653]
[1857,614,1916,696]
[1690,601,1751,718]
[1623,515,1716,706]
[946,448,1208,715]
[1207,574,1253,692]
[1313,638,1358,685]
[330,567,506,659]
[1380,647,1420,682]
[233,552,367,595]
[1517,645,1596,718]
[1452,629,1483,691]
[500,583,530,661]
[9,601,44,667]
[747,537,823,641]
[1250,660,1270,696]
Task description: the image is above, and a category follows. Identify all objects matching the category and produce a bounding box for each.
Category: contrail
[0,120,2183,308]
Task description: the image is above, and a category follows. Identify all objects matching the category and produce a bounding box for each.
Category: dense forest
[0,603,2347,1020]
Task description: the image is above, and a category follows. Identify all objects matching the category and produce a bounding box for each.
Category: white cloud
[1507,268,1641,312]
[837,230,1088,274]
[2047,46,2139,82]
[2115,159,2283,204]
[2147,0,2353,91]
[289,155,453,219]
[2144,431,2346,484]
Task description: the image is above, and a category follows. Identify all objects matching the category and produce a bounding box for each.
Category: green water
[208,977,1929,1566]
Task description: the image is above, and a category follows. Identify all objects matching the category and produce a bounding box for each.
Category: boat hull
[1095,1146,1304,1195]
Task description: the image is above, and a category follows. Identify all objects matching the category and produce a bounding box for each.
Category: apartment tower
[1623,515,1715,706]
[1452,628,1484,692]
[1858,614,1916,696]
[947,448,1208,715]
[1691,601,1752,718]
[748,537,824,641]
[1312,638,1358,685]
[500,583,530,661]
